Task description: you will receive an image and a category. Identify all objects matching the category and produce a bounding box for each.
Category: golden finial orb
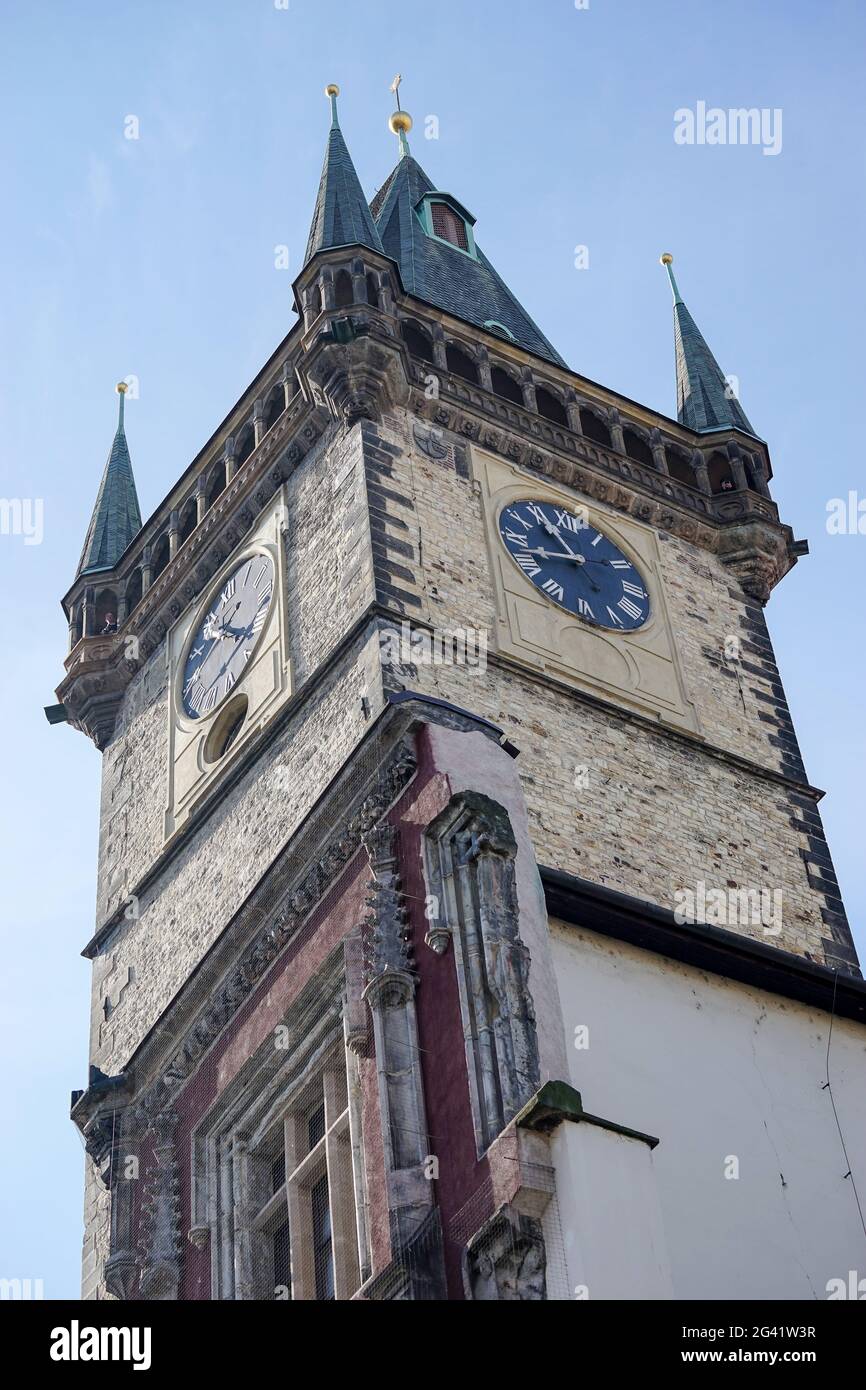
[389,110,413,136]
[660,252,674,266]
[115,380,128,394]
[324,83,340,97]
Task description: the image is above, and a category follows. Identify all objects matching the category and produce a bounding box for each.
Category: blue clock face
[181,553,275,719]
[498,500,649,631]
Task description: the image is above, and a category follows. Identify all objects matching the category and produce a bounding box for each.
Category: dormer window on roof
[417,192,477,258]
[432,202,467,249]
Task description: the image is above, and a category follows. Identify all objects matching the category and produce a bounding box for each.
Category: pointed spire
[660,253,758,438]
[371,150,566,367]
[304,84,384,265]
[77,382,142,578]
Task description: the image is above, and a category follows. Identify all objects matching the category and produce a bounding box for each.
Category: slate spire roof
[305,86,385,264]
[77,384,142,578]
[661,254,758,438]
[370,136,566,368]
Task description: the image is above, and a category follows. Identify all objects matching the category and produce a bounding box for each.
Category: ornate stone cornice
[407,364,797,602]
[300,319,410,426]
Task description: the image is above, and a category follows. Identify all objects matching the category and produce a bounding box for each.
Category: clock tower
[57,84,865,1303]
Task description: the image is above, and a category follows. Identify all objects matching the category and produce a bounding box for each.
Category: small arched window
[151,533,170,581]
[579,408,612,448]
[535,386,568,427]
[445,342,478,384]
[665,447,695,487]
[334,269,353,309]
[125,569,143,613]
[708,452,736,494]
[623,428,655,468]
[236,428,254,468]
[178,500,197,547]
[206,462,226,512]
[309,284,322,319]
[401,320,435,364]
[491,366,523,405]
[95,588,118,635]
[431,202,469,251]
[264,385,286,433]
[365,272,379,308]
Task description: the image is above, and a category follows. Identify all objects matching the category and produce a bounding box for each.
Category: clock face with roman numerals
[498,499,650,631]
[181,553,275,719]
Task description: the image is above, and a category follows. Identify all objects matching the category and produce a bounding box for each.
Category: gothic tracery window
[197,967,369,1305]
[248,1050,359,1300]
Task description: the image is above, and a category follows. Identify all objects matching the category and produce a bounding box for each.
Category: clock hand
[525,543,586,563]
[522,542,601,592]
[524,546,571,561]
[539,521,581,560]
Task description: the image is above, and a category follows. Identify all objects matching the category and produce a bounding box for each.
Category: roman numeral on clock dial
[542,578,565,602]
[497,500,650,632]
[515,553,541,577]
[618,595,643,620]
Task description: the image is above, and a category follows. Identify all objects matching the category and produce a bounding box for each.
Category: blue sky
[0,0,863,1297]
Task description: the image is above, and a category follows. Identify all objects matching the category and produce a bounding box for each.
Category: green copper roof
[370,154,566,368]
[663,257,758,437]
[77,389,142,577]
[305,92,385,264]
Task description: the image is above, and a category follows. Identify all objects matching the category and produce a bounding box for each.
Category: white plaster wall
[546,1121,673,1301]
[550,920,866,1301]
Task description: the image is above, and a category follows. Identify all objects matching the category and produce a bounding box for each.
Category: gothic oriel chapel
[56,85,866,1301]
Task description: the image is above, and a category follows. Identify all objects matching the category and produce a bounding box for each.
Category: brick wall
[90,420,383,1075]
[361,407,855,972]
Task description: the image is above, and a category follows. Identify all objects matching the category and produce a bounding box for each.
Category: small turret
[660,253,759,438]
[304,84,385,266]
[77,382,142,578]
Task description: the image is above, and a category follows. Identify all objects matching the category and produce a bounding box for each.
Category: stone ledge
[515,1079,660,1150]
